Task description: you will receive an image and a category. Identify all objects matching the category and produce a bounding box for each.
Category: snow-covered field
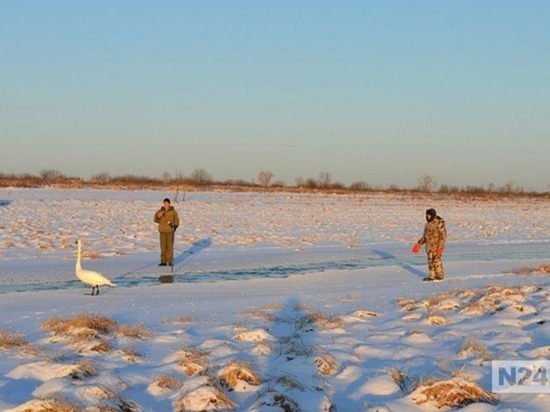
[0,188,549,411]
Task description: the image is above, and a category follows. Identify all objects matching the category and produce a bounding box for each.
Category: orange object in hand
[436,246,444,257]
[412,243,421,253]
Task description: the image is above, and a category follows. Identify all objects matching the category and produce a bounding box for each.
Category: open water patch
[0,246,548,294]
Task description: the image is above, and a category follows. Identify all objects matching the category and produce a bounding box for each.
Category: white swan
[75,239,115,295]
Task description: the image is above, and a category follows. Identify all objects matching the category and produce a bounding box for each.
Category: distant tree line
[0,169,547,197]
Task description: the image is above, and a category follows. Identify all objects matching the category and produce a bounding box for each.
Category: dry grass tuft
[177,346,210,361]
[42,314,117,336]
[438,298,460,311]
[238,309,276,322]
[427,311,449,326]
[69,360,99,380]
[116,323,153,339]
[390,369,416,394]
[460,302,486,317]
[89,340,112,353]
[154,374,183,390]
[397,297,417,311]
[513,264,550,275]
[220,361,262,389]
[120,347,141,362]
[273,375,306,392]
[458,336,493,361]
[421,296,440,310]
[413,377,498,408]
[96,394,140,412]
[256,391,301,411]
[174,385,236,412]
[178,346,212,376]
[315,351,338,376]
[0,329,28,350]
[309,312,343,330]
[352,309,380,319]
[32,395,82,411]
[162,315,194,324]
[252,341,274,356]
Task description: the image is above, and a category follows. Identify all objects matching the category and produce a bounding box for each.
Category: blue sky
[1,1,549,190]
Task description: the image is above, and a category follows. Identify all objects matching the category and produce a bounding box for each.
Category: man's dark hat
[163,198,171,203]
[426,208,437,217]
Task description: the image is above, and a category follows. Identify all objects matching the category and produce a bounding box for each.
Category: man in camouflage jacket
[412,208,447,281]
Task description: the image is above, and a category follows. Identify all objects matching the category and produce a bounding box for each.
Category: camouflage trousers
[427,252,444,279]
[159,231,175,265]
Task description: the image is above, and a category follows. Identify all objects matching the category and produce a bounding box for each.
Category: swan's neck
[76,242,82,271]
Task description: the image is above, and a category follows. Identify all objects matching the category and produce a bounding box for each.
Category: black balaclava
[426,208,437,222]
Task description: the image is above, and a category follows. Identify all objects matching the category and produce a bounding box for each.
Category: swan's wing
[77,269,113,286]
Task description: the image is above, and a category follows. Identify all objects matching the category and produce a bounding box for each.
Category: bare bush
[318,171,332,188]
[257,170,274,187]
[39,168,66,182]
[190,168,213,185]
[350,180,371,191]
[91,172,111,183]
[417,173,438,192]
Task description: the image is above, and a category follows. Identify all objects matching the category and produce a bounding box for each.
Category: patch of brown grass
[115,323,153,339]
[42,314,117,336]
[0,329,28,350]
[312,312,343,330]
[177,346,210,361]
[460,302,486,316]
[238,309,276,322]
[427,311,449,326]
[352,309,380,318]
[33,395,82,412]
[513,264,550,275]
[154,374,182,390]
[397,297,417,312]
[120,347,141,362]
[69,360,98,380]
[89,341,112,353]
[174,385,235,412]
[162,315,194,324]
[315,351,338,376]
[220,361,262,389]
[458,336,493,361]
[178,346,212,376]
[413,377,498,408]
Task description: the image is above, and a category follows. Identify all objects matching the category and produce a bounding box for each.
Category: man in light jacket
[154,198,180,267]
